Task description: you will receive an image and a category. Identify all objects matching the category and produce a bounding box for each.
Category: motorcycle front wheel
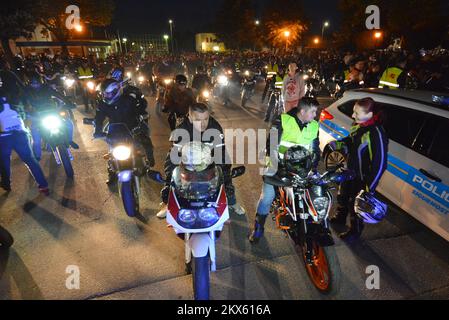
[301,242,341,296]
[0,225,14,249]
[120,178,139,217]
[192,253,210,300]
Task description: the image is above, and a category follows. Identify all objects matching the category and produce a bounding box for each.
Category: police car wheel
[325,150,347,172]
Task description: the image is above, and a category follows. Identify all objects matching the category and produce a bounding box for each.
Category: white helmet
[354,190,387,224]
[181,141,212,172]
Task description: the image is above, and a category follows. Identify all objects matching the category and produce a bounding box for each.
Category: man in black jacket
[156,102,245,218]
[94,79,154,184]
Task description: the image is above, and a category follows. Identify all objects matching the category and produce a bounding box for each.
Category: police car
[319,89,449,241]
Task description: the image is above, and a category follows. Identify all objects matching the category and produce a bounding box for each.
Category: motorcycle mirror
[148,170,165,184]
[83,118,94,125]
[231,166,245,178]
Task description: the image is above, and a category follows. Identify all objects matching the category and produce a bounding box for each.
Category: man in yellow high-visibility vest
[249,97,321,244]
[378,58,407,90]
[77,60,94,112]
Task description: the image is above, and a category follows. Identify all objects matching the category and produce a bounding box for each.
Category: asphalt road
[0,80,448,300]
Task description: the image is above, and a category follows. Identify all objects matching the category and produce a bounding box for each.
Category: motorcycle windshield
[107,123,133,144]
[172,166,222,200]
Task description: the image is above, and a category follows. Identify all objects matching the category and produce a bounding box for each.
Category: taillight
[320,109,334,122]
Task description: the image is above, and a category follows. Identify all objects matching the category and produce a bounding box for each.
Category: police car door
[400,114,449,242]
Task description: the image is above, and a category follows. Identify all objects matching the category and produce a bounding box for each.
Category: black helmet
[284,145,312,177]
[175,74,188,85]
[28,72,44,90]
[100,79,122,105]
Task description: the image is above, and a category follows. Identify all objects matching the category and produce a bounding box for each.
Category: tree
[215,0,257,50]
[334,0,447,50]
[36,0,115,55]
[0,0,39,63]
[261,0,308,50]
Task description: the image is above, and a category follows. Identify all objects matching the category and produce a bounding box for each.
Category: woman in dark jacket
[330,97,389,242]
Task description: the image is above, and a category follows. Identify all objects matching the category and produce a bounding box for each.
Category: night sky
[112,0,341,36]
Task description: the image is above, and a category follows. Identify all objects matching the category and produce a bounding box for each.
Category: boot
[339,216,364,243]
[249,214,267,244]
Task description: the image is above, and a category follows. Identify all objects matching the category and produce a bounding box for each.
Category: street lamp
[163,34,169,53]
[255,20,260,26]
[314,37,320,45]
[321,21,329,39]
[74,24,83,32]
[122,38,128,54]
[374,31,383,48]
[284,30,290,52]
[168,19,174,53]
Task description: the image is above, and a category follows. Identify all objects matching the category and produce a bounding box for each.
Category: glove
[307,170,321,180]
[93,132,106,139]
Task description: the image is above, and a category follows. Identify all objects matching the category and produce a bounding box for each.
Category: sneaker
[39,187,50,196]
[230,203,246,216]
[156,204,167,219]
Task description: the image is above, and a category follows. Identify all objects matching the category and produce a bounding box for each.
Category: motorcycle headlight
[202,90,210,98]
[42,115,62,131]
[164,78,172,85]
[126,72,132,79]
[87,81,95,90]
[218,75,228,86]
[138,76,145,83]
[198,208,219,223]
[313,197,330,218]
[64,78,75,88]
[303,74,309,80]
[244,70,250,76]
[112,145,131,161]
[178,209,197,224]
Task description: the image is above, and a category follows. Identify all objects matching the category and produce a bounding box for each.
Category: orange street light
[374,31,382,39]
[314,37,320,44]
[74,24,83,32]
[284,30,290,38]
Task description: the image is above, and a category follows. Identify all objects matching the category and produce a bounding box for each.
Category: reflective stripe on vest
[275,75,284,88]
[278,114,319,158]
[378,67,403,89]
[78,67,93,79]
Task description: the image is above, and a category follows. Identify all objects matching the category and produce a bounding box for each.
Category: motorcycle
[155,76,173,113]
[264,149,354,295]
[0,225,13,249]
[265,84,283,124]
[240,70,256,107]
[214,74,231,106]
[33,106,76,178]
[151,142,245,300]
[84,118,150,217]
[196,87,211,104]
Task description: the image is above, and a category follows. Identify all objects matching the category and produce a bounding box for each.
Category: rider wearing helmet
[94,79,154,184]
[23,72,78,161]
[329,97,388,242]
[191,66,211,97]
[156,102,246,218]
[249,97,321,244]
[163,74,195,130]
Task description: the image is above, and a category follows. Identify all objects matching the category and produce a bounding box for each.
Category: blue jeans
[256,182,276,216]
[0,131,48,188]
[31,116,74,160]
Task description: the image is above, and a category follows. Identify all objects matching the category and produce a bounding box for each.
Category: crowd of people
[0,45,448,243]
